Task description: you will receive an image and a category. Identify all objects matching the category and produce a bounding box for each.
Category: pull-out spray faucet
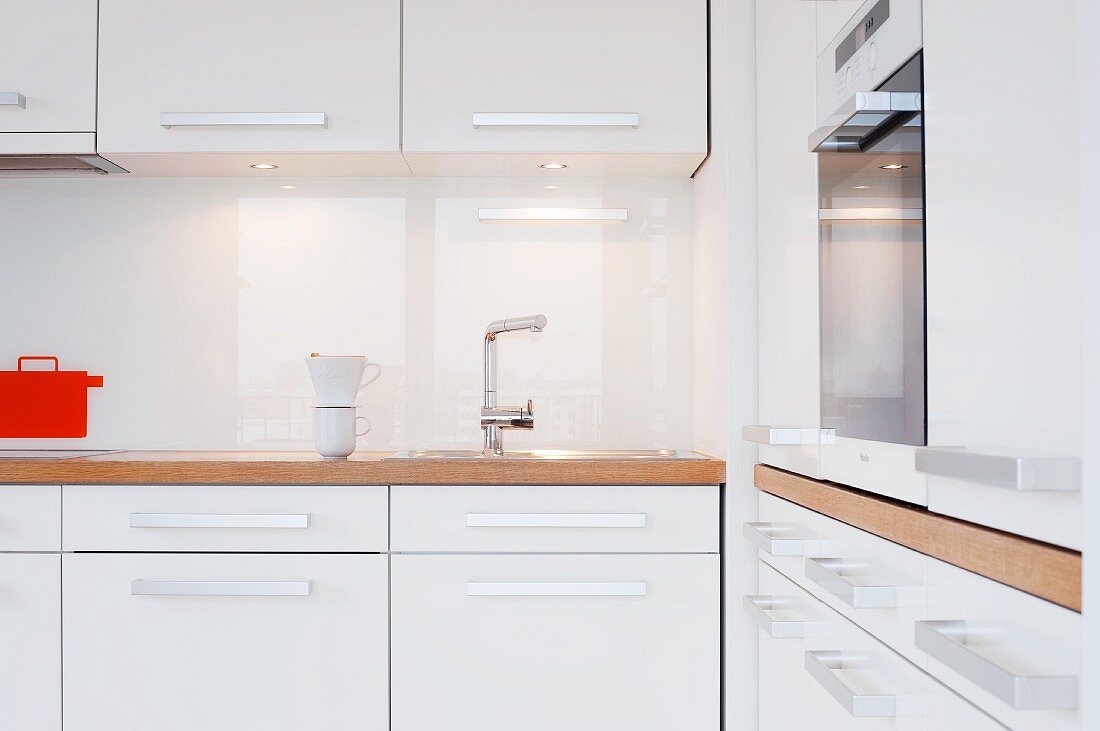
[481,314,547,456]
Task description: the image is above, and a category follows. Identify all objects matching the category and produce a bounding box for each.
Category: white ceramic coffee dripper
[305,354,382,406]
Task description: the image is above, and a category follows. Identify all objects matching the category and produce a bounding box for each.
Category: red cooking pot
[0,356,104,438]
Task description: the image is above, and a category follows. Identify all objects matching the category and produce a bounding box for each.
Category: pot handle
[17,355,59,372]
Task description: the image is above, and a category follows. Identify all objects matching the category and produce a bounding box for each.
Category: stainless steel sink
[384,449,702,461]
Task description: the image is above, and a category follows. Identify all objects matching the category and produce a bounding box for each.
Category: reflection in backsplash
[0,177,693,451]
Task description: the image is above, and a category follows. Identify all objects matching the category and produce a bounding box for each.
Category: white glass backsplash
[0,177,693,451]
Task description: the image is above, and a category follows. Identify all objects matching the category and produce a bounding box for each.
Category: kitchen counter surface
[0,450,726,485]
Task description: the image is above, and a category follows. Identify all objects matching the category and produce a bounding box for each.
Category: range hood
[0,154,128,177]
[808,90,921,152]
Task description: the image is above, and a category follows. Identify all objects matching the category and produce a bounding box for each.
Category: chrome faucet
[481,314,547,456]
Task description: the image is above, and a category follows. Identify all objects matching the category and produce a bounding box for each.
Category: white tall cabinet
[0,0,97,153]
[922,0,1084,549]
[752,0,823,478]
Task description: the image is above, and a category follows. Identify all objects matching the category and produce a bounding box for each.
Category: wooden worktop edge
[754,464,1081,612]
[0,453,725,486]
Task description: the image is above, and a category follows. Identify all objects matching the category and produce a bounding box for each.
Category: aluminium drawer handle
[743,595,828,639]
[743,522,823,556]
[159,112,327,128]
[131,580,312,597]
[805,650,897,717]
[0,92,27,108]
[129,513,311,529]
[741,425,836,445]
[466,581,646,597]
[914,620,1078,710]
[471,112,639,128]
[465,512,646,528]
[805,558,900,609]
[914,448,1080,492]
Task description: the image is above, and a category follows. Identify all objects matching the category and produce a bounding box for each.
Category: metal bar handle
[131,580,311,596]
[741,425,836,445]
[915,448,1081,492]
[472,112,639,128]
[467,581,646,597]
[159,112,327,128]
[805,557,899,609]
[129,513,311,529]
[744,595,828,639]
[466,513,645,529]
[0,92,26,108]
[914,620,1078,710]
[805,650,897,717]
[744,522,822,556]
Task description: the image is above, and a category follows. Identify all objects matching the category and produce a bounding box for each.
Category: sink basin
[384,449,702,461]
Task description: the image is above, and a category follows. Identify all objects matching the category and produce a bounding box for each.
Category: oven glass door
[819,53,925,446]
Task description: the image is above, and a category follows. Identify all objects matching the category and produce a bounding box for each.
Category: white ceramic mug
[313,406,371,459]
[305,355,382,407]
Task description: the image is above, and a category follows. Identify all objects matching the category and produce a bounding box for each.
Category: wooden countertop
[755,465,1081,611]
[0,451,725,486]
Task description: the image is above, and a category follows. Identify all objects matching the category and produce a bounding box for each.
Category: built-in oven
[811,0,928,503]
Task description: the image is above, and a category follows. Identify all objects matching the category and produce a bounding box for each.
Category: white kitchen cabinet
[97,0,406,176]
[0,484,60,551]
[922,0,1083,548]
[0,0,97,153]
[750,0,824,479]
[401,0,707,177]
[62,552,388,731]
[391,553,719,731]
[0,554,61,731]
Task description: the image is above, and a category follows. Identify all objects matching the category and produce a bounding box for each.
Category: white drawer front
[391,484,717,553]
[62,552,388,731]
[757,561,1005,731]
[0,484,60,551]
[62,485,387,552]
[922,555,1081,730]
[392,553,719,731]
[755,492,928,668]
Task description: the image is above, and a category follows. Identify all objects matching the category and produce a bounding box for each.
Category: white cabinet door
[752,0,823,479]
[63,553,388,731]
[923,0,1083,548]
[391,553,719,731]
[0,0,96,137]
[97,0,405,176]
[0,554,61,731]
[402,0,707,177]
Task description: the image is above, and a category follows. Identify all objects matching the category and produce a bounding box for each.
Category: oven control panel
[816,0,922,126]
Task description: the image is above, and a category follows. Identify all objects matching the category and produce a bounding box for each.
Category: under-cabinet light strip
[478,207,629,223]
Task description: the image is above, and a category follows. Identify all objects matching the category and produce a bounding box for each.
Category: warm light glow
[880,164,907,170]
[543,185,561,190]
[538,163,568,170]
[250,163,278,170]
[278,185,297,190]
[853,185,871,189]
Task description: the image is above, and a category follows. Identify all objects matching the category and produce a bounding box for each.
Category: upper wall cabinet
[0,0,97,154]
[97,0,405,176]
[401,0,708,177]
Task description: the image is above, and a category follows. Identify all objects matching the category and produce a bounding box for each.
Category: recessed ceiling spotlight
[250,163,278,170]
[852,185,871,189]
[880,164,907,170]
[278,185,297,190]
[538,162,568,170]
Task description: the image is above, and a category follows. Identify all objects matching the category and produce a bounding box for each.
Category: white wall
[0,177,694,452]
[692,0,760,728]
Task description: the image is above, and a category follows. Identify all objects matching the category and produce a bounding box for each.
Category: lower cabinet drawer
[62,484,388,552]
[391,484,718,553]
[391,553,720,731]
[0,554,61,731]
[62,553,388,731]
[756,561,1005,731]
